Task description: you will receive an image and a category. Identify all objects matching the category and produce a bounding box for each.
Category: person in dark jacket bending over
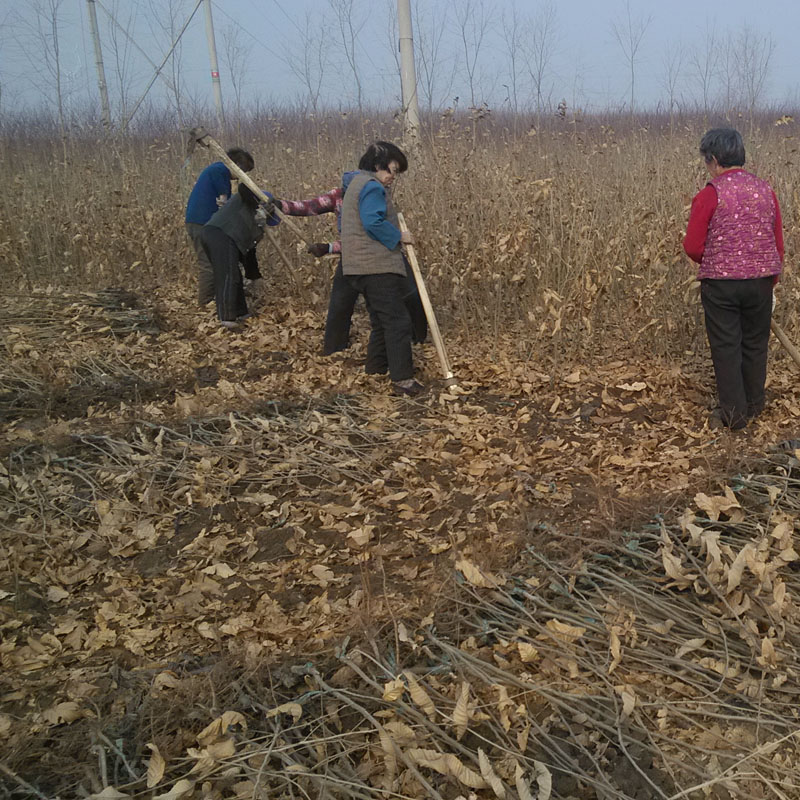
[185,148,262,306]
[340,141,423,396]
[200,184,279,329]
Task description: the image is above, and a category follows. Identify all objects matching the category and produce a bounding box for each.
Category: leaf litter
[1,284,800,798]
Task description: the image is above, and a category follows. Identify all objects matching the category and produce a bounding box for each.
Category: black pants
[200,226,248,322]
[189,224,260,306]
[345,272,414,381]
[701,277,773,428]
[323,258,427,355]
[241,247,262,280]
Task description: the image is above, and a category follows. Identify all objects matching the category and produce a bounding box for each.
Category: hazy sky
[1,0,798,122]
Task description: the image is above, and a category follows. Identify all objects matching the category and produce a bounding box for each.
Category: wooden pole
[86,0,112,130]
[202,0,225,131]
[397,212,457,387]
[772,319,800,370]
[265,229,300,292]
[397,0,421,144]
[189,127,312,247]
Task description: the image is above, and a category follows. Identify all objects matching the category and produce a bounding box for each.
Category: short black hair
[226,147,254,172]
[699,128,745,168]
[357,141,408,173]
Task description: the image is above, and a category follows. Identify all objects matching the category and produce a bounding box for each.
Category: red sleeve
[281,187,342,216]
[683,184,717,263]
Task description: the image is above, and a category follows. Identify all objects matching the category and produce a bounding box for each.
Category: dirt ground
[2,282,799,797]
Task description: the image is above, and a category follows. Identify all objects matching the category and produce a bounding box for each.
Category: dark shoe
[393,379,425,397]
[708,408,747,431]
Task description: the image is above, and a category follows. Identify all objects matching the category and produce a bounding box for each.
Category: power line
[122,0,204,128]
[211,1,285,61]
[265,0,306,38]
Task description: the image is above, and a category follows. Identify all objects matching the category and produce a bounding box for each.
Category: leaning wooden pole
[397,212,457,388]
[772,319,800,370]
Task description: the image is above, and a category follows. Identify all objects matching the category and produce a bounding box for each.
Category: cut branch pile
[0,289,162,421]
[3,286,800,799]
[15,447,795,800]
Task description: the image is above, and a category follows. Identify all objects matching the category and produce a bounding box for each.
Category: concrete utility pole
[397,0,421,141]
[86,0,112,129]
[203,0,225,130]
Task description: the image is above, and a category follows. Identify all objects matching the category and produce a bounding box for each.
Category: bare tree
[688,23,718,118]
[220,22,252,133]
[13,0,71,137]
[104,0,140,123]
[285,12,329,115]
[500,4,524,116]
[453,0,494,108]
[717,30,737,114]
[412,0,456,114]
[146,0,191,127]
[328,0,366,112]
[522,0,558,121]
[610,0,651,115]
[660,42,684,130]
[385,0,401,90]
[732,26,775,115]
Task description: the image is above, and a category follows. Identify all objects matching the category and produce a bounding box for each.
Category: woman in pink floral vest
[683,128,784,430]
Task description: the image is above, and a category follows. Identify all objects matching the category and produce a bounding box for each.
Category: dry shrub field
[1,113,800,799]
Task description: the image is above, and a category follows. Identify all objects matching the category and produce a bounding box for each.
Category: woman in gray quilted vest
[340,142,424,396]
[201,183,280,329]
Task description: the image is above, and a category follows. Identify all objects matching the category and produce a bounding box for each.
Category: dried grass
[2,113,800,799]
[1,112,796,362]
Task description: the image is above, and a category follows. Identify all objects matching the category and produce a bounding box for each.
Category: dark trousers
[323,258,427,355]
[188,225,260,306]
[346,272,414,381]
[701,277,773,428]
[240,248,262,280]
[187,222,215,305]
[200,226,248,322]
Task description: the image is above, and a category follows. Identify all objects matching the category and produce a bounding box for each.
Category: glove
[307,242,331,258]
[270,197,284,213]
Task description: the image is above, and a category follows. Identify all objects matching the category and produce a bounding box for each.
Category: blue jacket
[341,170,401,251]
[186,162,232,225]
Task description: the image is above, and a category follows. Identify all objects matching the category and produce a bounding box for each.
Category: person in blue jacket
[185,148,262,306]
[277,172,427,355]
[340,142,423,395]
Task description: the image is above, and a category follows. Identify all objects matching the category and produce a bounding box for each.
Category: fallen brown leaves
[1,283,799,797]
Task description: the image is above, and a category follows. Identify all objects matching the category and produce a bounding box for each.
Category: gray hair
[699,128,745,168]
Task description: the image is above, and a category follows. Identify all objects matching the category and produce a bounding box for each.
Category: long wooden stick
[772,319,800,370]
[397,212,457,387]
[265,229,300,292]
[188,127,311,247]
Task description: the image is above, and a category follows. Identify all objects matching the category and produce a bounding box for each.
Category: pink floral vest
[699,170,782,280]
